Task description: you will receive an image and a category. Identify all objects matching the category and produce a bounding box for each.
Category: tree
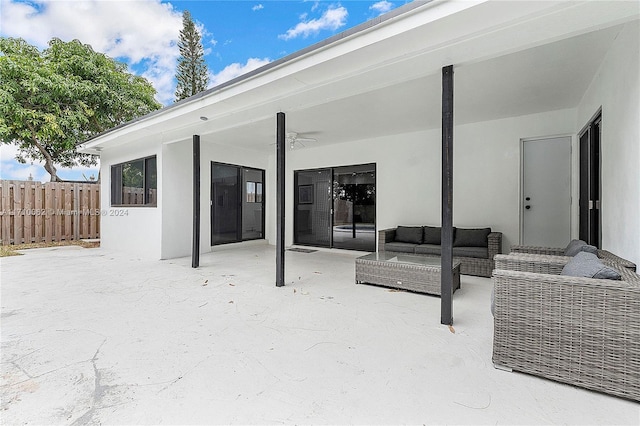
[0,37,162,182]
[175,10,209,102]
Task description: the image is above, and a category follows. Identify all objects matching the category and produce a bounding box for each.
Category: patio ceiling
[80,1,638,155]
[197,24,621,153]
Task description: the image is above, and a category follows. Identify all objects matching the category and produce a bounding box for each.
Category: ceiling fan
[286,132,317,149]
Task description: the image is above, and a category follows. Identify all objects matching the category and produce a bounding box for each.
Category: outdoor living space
[2,244,638,424]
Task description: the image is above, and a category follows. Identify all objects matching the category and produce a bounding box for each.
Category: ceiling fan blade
[296,137,317,143]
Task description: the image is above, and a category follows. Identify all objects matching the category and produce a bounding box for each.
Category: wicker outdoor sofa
[493,253,640,402]
[378,226,502,277]
[511,244,637,271]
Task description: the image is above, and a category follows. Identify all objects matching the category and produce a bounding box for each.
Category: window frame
[110,155,157,207]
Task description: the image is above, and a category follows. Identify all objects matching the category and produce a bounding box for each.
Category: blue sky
[0,0,405,182]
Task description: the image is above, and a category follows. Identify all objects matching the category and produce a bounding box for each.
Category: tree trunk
[44,159,60,182]
[31,138,61,182]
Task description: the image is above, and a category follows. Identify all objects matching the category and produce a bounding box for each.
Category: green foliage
[175,10,209,102]
[122,160,144,188]
[0,37,162,181]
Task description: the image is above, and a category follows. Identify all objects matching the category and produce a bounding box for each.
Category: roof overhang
[79,0,640,155]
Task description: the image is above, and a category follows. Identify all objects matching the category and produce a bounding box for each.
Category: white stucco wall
[99,140,162,259]
[161,140,192,259]
[285,108,577,252]
[100,22,638,263]
[100,136,271,260]
[576,21,640,267]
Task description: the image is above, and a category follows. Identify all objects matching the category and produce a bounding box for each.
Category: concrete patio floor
[1,244,638,425]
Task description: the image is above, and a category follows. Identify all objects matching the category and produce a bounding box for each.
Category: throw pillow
[561,251,622,280]
[422,226,441,245]
[564,239,586,255]
[395,226,423,244]
[564,239,597,256]
[453,228,491,247]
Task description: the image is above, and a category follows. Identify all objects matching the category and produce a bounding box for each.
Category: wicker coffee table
[355,252,461,296]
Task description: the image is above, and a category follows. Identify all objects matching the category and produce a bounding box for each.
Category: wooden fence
[0,180,100,245]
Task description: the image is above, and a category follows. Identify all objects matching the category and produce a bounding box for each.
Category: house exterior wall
[100,136,271,260]
[99,23,639,263]
[161,140,192,259]
[576,21,640,266]
[99,140,163,259]
[286,108,577,253]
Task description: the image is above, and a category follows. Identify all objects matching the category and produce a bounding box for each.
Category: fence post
[1,181,10,245]
[13,181,23,244]
[74,183,80,241]
[24,181,33,243]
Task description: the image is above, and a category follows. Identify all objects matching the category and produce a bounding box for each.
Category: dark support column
[441,65,454,325]
[276,112,286,287]
[192,135,201,268]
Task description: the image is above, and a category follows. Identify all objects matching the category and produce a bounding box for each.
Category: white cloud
[209,58,272,88]
[370,1,394,15]
[0,144,99,182]
[252,4,264,12]
[279,5,348,40]
[1,0,183,105]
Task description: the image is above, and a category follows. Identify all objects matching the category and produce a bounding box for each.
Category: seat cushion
[415,244,441,256]
[561,251,622,280]
[453,227,491,247]
[384,242,418,253]
[395,226,423,244]
[422,226,441,245]
[564,239,598,256]
[453,246,489,259]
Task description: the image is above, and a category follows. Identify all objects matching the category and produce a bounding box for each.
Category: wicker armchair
[495,253,585,274]
[511,244,636,271]
[492,260,640,401]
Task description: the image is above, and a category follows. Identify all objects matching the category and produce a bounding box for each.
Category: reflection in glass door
[211,163,264,246]
[294,164,376,252]
[294,169,332,247]
[332,165,376,251]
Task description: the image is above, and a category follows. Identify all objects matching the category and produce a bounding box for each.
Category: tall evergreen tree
[175,10,209,102]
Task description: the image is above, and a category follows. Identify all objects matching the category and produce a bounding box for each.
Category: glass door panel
[242,168,264,240]
[332,165,376,251]
[294,169,332,247]
[211,164,240,245]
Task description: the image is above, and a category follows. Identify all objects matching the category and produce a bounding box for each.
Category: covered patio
[2,245,638,424]
[80,1,640,289]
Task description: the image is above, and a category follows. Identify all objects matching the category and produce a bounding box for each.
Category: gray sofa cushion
[385,242,419,253]
[561,251,622,280]
[395,226,423,244]
[453,227,491,247]
[453,246,488,259]
[422,226,441,245]
[564,239,598,256]
[415,244,441,256]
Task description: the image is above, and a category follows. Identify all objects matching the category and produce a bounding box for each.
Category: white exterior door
[521,136,572,247]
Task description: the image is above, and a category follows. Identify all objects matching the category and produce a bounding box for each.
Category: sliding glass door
[211,162,264,246]
[294,163,376,252]
[332,165,376,251]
